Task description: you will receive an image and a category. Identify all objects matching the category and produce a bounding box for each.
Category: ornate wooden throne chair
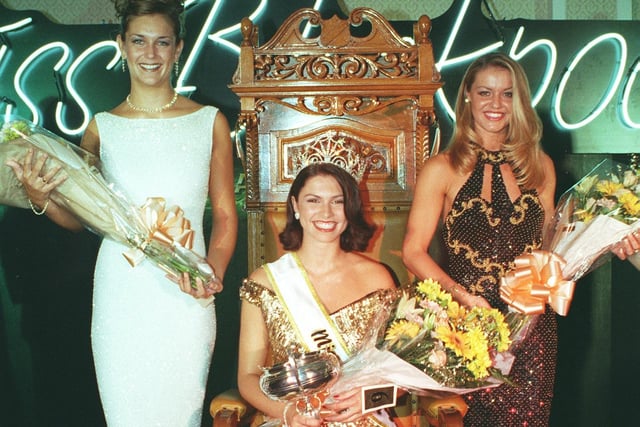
[211,7,466,427]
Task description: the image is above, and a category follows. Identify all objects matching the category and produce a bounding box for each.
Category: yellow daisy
[384,319,420,349]
[596,180,624,196]
[619,192,640,216]
[435,325,467,357]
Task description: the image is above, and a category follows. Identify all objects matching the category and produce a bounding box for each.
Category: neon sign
[434,0,638,137]
[0,0,638,152]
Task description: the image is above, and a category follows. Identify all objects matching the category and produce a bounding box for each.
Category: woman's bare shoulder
[349,253,395,289]
[247,266,273,291]
[418,152,456,178]
[80,119,100,156]
[415,152,459,194]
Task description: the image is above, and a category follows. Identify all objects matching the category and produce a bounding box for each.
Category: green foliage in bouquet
[1,120,30,142]
[382,279,512,388]
[572,161,640,225]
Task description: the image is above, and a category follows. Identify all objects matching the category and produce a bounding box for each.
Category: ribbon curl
[499,249,576,316]
[123,197,195,267]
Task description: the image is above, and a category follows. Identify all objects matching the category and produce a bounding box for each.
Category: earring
[174,61,180,77]
[294,212,300,220]
[464,98,469,103]
[122,58,126,72]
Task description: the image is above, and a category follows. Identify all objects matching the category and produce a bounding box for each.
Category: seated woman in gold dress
[237,162,398,427]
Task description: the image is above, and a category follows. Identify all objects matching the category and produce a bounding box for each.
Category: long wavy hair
[113,0,185,41]
[447,52,545,189]
[279,163,375,252]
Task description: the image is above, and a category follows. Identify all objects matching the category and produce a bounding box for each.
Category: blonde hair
[447,52,545,189]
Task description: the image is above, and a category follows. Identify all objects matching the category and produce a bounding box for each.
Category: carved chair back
[230,7,443,284]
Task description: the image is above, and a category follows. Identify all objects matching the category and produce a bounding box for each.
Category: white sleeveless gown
[92,107,218,426]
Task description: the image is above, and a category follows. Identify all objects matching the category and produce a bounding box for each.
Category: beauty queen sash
[265,252,350,361]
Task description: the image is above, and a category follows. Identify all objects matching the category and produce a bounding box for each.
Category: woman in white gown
[6,0,238,425]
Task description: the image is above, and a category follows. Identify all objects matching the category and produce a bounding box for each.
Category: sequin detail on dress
[442,144,557,426]
[240,279,396,427]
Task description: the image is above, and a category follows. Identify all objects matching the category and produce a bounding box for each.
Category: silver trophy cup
[259,350,341,419]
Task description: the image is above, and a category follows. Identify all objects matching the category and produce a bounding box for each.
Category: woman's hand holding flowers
[611,230,640,260]
[450,283,491,309]
[175,272,223,299]
[6,147,67,214]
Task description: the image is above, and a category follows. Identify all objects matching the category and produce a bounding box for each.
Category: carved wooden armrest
[210,389,250,427]
[420,395,468,427]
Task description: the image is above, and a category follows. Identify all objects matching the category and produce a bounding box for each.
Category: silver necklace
[126,91,178,113]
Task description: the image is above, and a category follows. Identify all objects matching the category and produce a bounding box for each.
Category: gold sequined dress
[442,145,557,426]
[240,278,397,427]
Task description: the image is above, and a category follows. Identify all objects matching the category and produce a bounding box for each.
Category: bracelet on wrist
[451,285,464,295]
[29,198,49,215]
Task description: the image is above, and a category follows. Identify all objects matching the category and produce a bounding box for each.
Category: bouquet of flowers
[331,279,516,397]
[500,159,640,319]
[0,116,217,303]
[546,158,640,274]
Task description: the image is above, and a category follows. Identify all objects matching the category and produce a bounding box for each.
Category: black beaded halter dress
[442,145,557,426]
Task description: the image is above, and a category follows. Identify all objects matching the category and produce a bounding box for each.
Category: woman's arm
[237,269,323,427]
[236,298,286,420]
[4,120,104,231]
[402,155,490,308]
[237,268,294,421]
[206,112,238,282]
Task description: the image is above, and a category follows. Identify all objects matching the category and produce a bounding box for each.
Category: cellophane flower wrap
[499,159,640,334]
[0,116,216,302]
[331,279,516,396]
[546,158,640,275]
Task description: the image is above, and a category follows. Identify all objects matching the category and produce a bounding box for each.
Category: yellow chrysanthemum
[596,180,624,196]
[619,192,640,216]
[435,325,467,357]
[417,278,443,299]
[467,352,492,379]
[446,300,466,321]
[464,327,488,359]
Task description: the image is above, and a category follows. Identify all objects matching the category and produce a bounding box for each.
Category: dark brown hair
[113,0,185,40]
[279,163,375,252]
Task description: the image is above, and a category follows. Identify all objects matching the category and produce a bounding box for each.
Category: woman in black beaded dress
[402,53,557,426]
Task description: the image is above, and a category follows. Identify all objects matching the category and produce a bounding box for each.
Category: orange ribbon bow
[123,197,195,267]
[499,249,576,316]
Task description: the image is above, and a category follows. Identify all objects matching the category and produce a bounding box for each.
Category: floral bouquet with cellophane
[330,279,518,397]
[0,116,217,304]
[546,158,640,275]
[499,158,640,348]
